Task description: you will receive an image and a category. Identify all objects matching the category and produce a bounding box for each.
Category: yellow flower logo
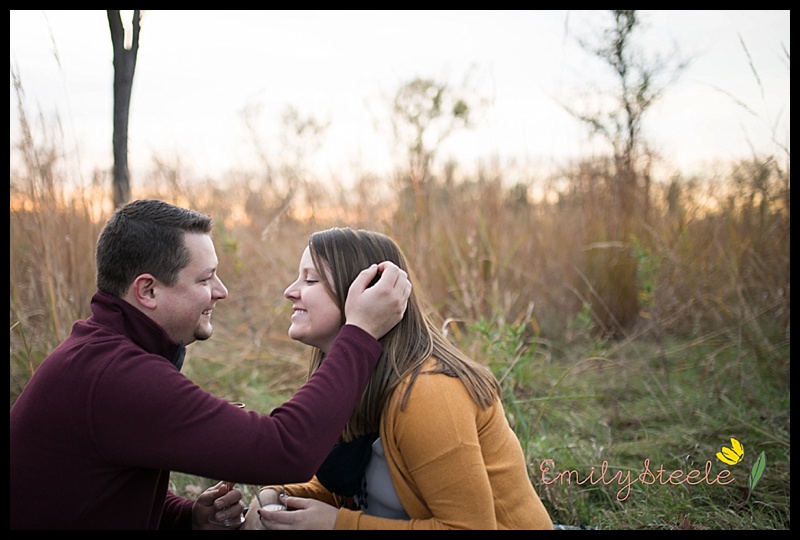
[716,437,744,466]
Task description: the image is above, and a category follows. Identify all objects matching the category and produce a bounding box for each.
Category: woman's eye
[304,279,318,284]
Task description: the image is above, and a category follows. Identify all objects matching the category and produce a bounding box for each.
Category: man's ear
[130,274,158,310]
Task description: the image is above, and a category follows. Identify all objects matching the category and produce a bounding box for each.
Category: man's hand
[191,481,245,530]
[344,261,411,339]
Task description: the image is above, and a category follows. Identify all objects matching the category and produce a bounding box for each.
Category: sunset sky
[10,10,790,186]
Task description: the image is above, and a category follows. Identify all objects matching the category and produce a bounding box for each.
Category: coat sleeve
[158,491,193,530]
[91,325,382,486]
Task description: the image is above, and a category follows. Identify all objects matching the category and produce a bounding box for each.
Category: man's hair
[96,199,214,297]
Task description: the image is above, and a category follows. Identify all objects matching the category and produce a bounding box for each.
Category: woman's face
[283,246,342,353]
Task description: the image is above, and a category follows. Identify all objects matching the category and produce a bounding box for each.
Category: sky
[9,10,791,187]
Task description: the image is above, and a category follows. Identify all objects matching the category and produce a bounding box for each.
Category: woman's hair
[306,227,501,441]
[96,199,214,297]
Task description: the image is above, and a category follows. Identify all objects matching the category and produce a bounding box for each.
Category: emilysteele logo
[540,437,766,502]
[716,437,766,502]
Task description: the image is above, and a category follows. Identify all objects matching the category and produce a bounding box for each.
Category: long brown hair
[306,227,501,441]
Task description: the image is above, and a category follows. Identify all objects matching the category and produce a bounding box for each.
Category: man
[10,199,411,529]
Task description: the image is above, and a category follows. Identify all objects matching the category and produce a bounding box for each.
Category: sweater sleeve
[158,491,193,530]
[91,324,382,487]
[259,324,383,480]
[269,476,339,507]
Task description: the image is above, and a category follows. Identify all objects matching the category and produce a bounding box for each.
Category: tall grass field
[10,96,789,530]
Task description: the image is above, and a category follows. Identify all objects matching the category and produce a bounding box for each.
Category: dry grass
[9,70,789,529]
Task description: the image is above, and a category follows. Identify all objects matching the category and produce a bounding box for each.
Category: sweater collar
[90,290,185,371]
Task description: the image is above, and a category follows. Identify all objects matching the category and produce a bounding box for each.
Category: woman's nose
[284,281,298,300]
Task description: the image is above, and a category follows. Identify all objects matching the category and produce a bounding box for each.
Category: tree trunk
[108,10,141,208]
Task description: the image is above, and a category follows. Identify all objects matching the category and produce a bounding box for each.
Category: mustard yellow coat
[272,357,553,530]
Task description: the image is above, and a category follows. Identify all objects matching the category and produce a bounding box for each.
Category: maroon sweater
[10,291,381,530]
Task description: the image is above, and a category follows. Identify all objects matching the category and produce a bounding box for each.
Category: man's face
[153,232,228,346]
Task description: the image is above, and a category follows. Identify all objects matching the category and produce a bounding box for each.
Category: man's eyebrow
[198,266,217,277]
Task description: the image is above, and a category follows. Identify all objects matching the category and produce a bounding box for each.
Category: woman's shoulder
[398,356,457,386]
[396,357,475,405]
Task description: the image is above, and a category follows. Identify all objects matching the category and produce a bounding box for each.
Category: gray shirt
[363,438,409,519]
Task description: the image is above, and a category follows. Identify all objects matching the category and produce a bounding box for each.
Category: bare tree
[387,75,487,256]
[391,77,472,183]
[564,10,690,224]
[279,105,330,180]
[563,10,691,337]
[107,10,141,208]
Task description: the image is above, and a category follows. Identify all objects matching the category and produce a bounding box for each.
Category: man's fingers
[350,264,378,293]
[375,262,407,288]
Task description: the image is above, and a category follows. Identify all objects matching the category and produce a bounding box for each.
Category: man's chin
[194,327,213,342]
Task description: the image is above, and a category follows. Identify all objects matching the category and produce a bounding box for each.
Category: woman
[243,227,553,530]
